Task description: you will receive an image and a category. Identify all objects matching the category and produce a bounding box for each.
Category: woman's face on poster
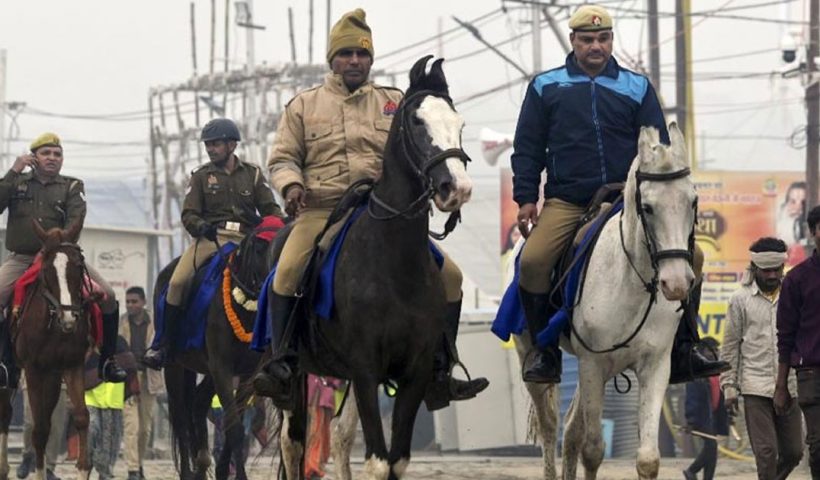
[785,187,806,218]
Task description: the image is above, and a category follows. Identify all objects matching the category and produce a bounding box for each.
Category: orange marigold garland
[222,263,253,343]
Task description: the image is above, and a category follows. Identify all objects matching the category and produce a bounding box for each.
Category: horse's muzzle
[433,158,472,212]
[658,261,694,301]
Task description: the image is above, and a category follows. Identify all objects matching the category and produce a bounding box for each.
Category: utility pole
[675,0,696,168]
[0,50,6,171]
[647,0,661,90]
[807,0,819,209]
[531,4,542,73]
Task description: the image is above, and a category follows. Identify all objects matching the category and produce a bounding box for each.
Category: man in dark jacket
[775,204,820,478]
[511,3,728,384]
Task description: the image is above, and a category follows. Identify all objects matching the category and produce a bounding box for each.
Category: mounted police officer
[0,133,127,387]
[142,118,283,369]
[252,8,488,409]
[512,4,729,384]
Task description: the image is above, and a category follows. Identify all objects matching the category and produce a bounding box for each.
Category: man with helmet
[142,118,282,369]
[251,8,488,410]
[0,133,127,386]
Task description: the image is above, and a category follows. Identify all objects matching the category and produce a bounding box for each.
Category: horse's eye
[412,117,424,126]
[642,204,654,215]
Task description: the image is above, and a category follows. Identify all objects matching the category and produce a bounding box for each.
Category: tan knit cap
[326,8,374,63]
[568,5,613,32]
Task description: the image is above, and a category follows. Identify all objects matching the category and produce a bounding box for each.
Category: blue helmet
[201,118,241,142]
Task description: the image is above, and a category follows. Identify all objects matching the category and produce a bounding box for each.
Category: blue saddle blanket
[491,200,623,347]
[153,242,238,352]
[251,205,444,351]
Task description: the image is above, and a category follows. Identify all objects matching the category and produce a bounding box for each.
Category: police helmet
[200,118,241,142]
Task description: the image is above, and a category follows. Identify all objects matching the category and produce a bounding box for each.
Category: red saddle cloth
[13,254,103,347]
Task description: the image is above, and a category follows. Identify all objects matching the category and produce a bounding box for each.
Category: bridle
[572,166,696,355]
[39,242,91,331]
[367,89,472,239]
[622,166,696,293]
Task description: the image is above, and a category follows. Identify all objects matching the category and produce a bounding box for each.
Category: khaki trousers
[272,209,463,302]
[519,198,704,294]
[743,394,804,480]
[166,231,244,307]
[0,253,117,314]
[123,371,156,471]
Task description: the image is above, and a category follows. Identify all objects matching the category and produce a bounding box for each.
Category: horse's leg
[279,377,306,480]
[0,388,13,480]
[63,368,91,480]
[634,361,670,480]
[517,333,559,480]
[24,368,60,480]
[387,378,427,480]
[210,365,246,480]
[352,379,389,480]
[561,389,583,480]
[330,385,358,480]
[577,363,606,480]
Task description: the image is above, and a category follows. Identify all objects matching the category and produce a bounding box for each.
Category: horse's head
[33,219,86,332]
[627,123,697,301]
[394,55,472,212]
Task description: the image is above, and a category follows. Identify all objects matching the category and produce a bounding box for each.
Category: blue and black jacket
[511,53,669,207]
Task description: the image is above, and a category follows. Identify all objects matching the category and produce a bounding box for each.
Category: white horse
[514,123,696,480]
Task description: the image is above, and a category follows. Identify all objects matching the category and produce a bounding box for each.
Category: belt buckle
[225,221,241,233]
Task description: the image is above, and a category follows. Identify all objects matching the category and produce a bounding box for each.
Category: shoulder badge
[383,100,398,116]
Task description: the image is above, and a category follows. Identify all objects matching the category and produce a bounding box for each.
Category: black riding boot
[142,303,182,371]
[252,293,298,404]
[99,303,127,383]
[424,300,490,411]
[669,281,731,384]
[520,288,562,384]
[0,312,20,389]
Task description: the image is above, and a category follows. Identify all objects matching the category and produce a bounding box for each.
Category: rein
[367,89,471,240]
[571,167,694,354]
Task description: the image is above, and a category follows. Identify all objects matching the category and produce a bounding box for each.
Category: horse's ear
[637,126,659,165]
[408,55,433,89]
[427,58,449,94]
[32,218,48,243]
[667,122,688,164]
[64,221,82,244]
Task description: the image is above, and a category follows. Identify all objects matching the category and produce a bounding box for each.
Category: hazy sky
[0,0,812,178]
[0,0,813,294]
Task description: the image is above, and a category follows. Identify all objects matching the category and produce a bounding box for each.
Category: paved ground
[39,455,813,479]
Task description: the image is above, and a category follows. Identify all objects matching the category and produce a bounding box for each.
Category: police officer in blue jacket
[512,4,729,384]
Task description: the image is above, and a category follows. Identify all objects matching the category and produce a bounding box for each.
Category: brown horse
[0,221,94,480]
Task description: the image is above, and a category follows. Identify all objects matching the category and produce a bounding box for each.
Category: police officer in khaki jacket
[142,118,283,369]
[0,133,126,387]
[252,8,488,409]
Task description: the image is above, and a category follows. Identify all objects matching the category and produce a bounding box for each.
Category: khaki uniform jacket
[181,158,282,237]
[720,280,797,399]
[268,73,403,209]
[119,310,165,395]
[0,170,86,255]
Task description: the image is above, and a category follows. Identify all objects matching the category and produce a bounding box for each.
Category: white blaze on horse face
[415,96,473,211]
[54,252,76,328]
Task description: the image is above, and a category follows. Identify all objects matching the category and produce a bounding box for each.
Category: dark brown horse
[161,219,282,480]
[0,221,93,480]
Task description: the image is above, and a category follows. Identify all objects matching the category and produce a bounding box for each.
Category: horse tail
[164,364,198,477]
[235,361,286,470]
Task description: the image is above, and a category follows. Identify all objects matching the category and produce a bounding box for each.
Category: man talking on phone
[0,133,127,388]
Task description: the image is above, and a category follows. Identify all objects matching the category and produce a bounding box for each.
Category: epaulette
[374,84,404,95]
[190,163,210,176]
[285,84,322,108]
[63,176,84,191]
